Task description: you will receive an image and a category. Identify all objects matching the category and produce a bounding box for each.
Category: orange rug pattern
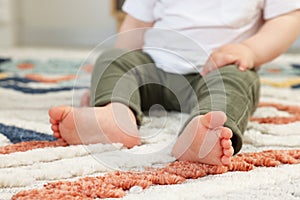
[12,149,300,200]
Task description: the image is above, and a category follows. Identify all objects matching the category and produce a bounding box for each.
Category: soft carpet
[0,49,300,200]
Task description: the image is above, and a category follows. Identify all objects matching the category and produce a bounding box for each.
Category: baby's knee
[222,65,259,78]
[95,48,129,67]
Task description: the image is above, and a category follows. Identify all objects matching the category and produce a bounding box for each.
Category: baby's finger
[201,58,216,76]
[238,59,252,71]
[215,54,236,68]
[202,53,236,76]
[201,53,223,76]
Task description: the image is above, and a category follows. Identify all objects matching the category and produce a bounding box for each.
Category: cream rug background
[0,48,300,200]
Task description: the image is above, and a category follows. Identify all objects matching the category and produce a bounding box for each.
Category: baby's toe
[48,106,72,122]
[53,132,61,138]
[221,127,232,139]
[51,125,59,132]
[221,138,232,149]
[223,146,234,157]
[50,118,58,125]
[221,155,231,165]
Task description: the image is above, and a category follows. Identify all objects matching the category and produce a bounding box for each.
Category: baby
[49,1,300,166]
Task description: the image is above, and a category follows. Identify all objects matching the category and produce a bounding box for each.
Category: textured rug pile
[0,48,300,200]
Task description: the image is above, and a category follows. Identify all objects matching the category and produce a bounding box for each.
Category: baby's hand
[201,43,257,76]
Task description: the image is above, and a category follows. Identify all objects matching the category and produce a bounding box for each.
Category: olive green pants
[90,48,260,154]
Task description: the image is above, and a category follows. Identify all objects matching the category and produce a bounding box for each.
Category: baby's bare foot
[172,111,234,165]
[48,103,141,148]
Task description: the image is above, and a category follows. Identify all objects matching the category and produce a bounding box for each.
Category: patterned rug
[1,50,300,200]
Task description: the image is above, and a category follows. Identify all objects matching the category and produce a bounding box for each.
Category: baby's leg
[172,65,260,165]
[49,48,161,147]
[49,102,140,148]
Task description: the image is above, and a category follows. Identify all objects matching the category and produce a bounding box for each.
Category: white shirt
[123,0,300,74]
